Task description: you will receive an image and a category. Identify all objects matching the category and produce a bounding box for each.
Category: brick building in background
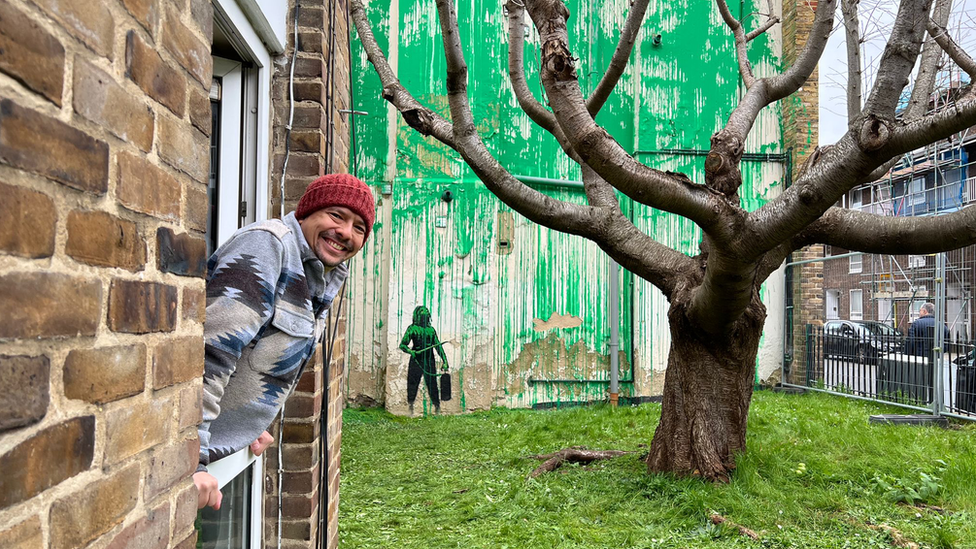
[0,0,353,548]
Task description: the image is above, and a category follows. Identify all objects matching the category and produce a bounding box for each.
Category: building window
[850,253,862,274]
[852,188,864,210]
[908,255,926,269]
[850,290,863,320]
[199,449,264,549]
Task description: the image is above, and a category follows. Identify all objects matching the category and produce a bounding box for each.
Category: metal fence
[783,249,976,420]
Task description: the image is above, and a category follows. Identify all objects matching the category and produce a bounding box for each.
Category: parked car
[824,320,904,364]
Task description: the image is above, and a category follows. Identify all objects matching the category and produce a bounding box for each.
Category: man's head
[919,302,935,317]
[296,174,375,269]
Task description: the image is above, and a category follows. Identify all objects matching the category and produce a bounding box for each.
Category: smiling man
[194,174,374,510]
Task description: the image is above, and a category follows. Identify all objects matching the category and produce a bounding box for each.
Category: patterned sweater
[198,212,346,471]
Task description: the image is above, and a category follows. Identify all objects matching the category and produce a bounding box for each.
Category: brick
[188,84,211,136]
[291,130,325,154]
[174,532,197,549]
[0,1,64,104]
[0,181,56,258]
[177,383,202,432]
[0,355,49,432]
[73,56,154,152]
[0,273,101,339]
[294,365,321,393]
[185,182,208,232]
[33,0,114,58]
[157,113,209,183]
[0,416,95,508]
[281,464,318,494]
[162,6,211,87]
[182,286,206,324]
[0,99,109,194]
[280,494,315,518]
[122,0,160,36]
[153,335,203,389]
[281,444,318,470]
[66,210,146,271]
[145,439,197,500]
[105,502,170,549]
[0,516,42,549]
[117,152,182,220]
[157,227,207,277]
[104,396,172,464]
[284,394,320,419]
[297,32,323,54]
[49,464,139,549]
[283,421,318,444]
[64,345,146,404]
[293,81,324,104]
[292,57,325,79]
[297,6,325,28]
[125,30,186,117]
[108,279,178,334]
[173,483,198,534]
[190,0,213,43]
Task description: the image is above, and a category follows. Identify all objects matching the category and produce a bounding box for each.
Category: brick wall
[266,0,353,548]
[782,0,823,385]
[0,1,211,548]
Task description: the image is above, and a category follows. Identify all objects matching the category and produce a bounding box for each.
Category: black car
[823,320,904,364]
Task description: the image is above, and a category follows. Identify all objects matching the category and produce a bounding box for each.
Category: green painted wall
[346,0,785,413]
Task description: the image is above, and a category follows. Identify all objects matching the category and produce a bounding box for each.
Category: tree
[350,0,976,480]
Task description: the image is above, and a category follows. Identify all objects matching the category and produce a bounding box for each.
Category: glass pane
[196,466,252,549]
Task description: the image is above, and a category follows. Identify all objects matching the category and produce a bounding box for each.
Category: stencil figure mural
[400,305,450,414]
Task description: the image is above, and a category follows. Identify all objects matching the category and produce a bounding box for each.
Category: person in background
[194,174,374,510]
[905,302,950,360]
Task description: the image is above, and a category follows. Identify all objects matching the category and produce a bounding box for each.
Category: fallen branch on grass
[867,523,919,549]
[710,514,760,540]
[526,448,634,479]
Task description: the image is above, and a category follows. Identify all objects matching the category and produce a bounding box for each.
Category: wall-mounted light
[441,190,453,203]
[652,33,662,46]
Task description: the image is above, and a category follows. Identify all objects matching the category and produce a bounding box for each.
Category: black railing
[804,324,976,416]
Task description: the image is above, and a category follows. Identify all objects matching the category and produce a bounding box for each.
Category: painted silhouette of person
[400,305,448,414]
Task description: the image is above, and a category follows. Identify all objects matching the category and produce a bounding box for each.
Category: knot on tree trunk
[705,132,744,196]
[858,115,891,151]
[402,108,434,136]
[542,39,577,81]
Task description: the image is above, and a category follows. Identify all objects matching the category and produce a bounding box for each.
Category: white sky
[818,0,976,146]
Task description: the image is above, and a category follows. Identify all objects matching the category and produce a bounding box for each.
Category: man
[905,302,950,359]
[194,174,374,510]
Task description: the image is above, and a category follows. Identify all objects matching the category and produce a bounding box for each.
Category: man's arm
[399,326,415,355]
[198,230,284,469]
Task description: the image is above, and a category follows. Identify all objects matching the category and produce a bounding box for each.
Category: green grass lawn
[338,391,976,548]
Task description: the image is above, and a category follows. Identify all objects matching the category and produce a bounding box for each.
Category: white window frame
[850,289,863,320]
[910,177,925,206]
[908,254,926,269]
[849,253,863,274]
[208,449,265,546]
[851,188,864,211]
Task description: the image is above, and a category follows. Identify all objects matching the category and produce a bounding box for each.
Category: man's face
[299,206,366,268]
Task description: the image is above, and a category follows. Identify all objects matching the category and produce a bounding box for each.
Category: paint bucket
[440,373,452,402]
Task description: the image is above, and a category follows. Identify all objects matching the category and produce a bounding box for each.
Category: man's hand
[250,431,274,456]
[194,471,222,510]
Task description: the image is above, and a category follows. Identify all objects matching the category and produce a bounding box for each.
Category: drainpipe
[610,259,620,407]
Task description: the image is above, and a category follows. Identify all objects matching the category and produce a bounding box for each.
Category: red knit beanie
[295,174,375,240]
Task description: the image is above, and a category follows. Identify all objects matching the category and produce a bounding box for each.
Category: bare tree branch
[904,0,953,122]
[715,0,757,88]
[521,0,731,240]
[861,0,933,121]
[352,0,608,236]
[800,206,976,254]
[883,94,976,155]
[506,0,558,132]
[927,18,976,79]
[349,0,456,146]
[586,0,651,116]
[745,0,781,42]
[724,0,836,141]
[841,0,863,123]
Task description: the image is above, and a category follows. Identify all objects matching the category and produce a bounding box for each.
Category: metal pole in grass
[933,253,946,416]
[609,259,620,407]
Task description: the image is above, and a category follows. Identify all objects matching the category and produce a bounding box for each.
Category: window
[910,177,925,206]
[852,188,864,211]
[850,290,863,320]
[850,253,862,274]
[908,255,926,269]
[198,451,264,549]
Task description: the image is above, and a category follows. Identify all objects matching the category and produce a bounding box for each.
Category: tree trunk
[646,289,766,482]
